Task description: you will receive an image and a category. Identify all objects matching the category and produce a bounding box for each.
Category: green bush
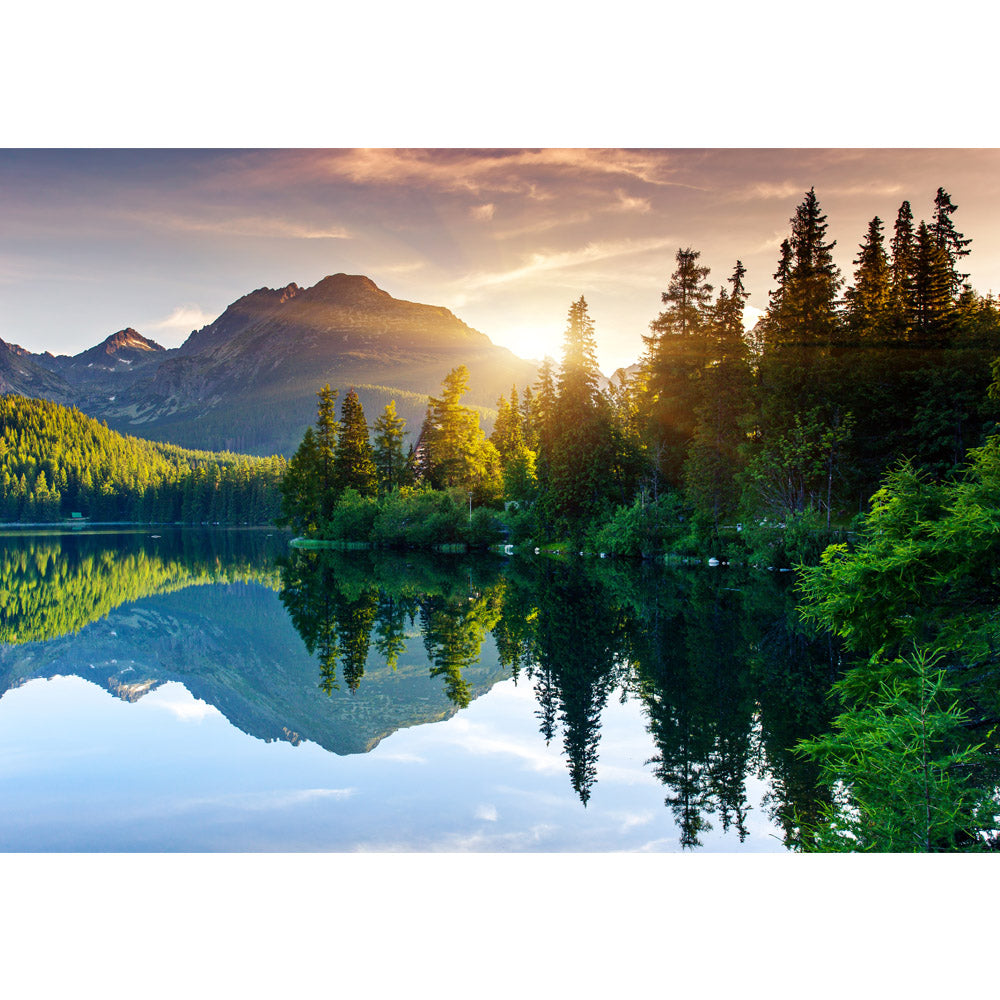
[370,486,466,547]
[740,508,832,569]
[794,647,999,852]
[586,493,691,558]
[463,506,503,547]
[324,487,377,541]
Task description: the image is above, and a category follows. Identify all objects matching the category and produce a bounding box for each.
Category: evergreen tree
[489,387,525,461]
[314,384,339,521]
[889,200,917,340]
[422,365,501,501]
[845,216,892,340]
[778,188,843,345]
[684,262,753,526]
[640,248,714,488]
[372,400,409,494]
[930,187,972,296]
[913,220,955,340]
[545,297,614,536]
[333,388,377,496]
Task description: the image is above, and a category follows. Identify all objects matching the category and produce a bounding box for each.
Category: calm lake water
[0,527,842,851]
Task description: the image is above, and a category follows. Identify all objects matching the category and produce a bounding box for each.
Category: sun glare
[494,324,563,365]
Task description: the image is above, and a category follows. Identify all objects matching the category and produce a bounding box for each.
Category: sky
[3,148,1000,375]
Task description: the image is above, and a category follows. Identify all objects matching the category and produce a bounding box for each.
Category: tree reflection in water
[277,547,844,845]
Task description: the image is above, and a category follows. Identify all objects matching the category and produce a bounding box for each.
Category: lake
[0,527,842,851]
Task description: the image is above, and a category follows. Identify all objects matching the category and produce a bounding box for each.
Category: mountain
[8,274,540,456]
[0,337,74,403]
[0,583,509,756]
[48,327,166,380]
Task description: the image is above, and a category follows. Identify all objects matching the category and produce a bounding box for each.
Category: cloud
[732,179,905,204]
[471,203,496,221]
[475,804,499,822]
[615,811,655,832]
[193,788,357,812]
[613,188,651,213]
[125,208,351,241]
[435,717,565,774]
[146,693,220,721]
[738,181,803,201]
[147,304,216,332]
[460,236,677,293]
[208,148,689,201]
[376,751,426,763]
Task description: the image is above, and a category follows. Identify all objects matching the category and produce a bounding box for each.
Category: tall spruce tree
[845,216,892,340]
[333,388,377,496]
[684,261,753,525]
[780,188,843,345]
[315,384,339,521]
[544,297,612,537]
[422,365,500,500]
[372,400,408,494]
[930,187,972,296]
[641,248,714,488]
[889,200,917,340]
[913,220,956,340]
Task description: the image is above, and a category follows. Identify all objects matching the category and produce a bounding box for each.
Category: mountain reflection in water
[0,529,845,849]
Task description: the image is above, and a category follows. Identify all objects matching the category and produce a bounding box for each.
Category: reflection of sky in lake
[0,674,785,852]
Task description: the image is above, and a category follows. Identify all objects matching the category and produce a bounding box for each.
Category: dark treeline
[0,396,286,524]
[282,187,1000,562]
[278,547,845,845]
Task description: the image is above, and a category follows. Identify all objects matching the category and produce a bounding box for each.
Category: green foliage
[372,400,410,494]
[0,395,285,526]
[333,388,377,496]
[323,487,378,540]
[421,365,501,502]
[798,436,1000,676]
[0,531,280,644]
[739,508,836,570]
[795,648,998,852]
[585,493,689,558]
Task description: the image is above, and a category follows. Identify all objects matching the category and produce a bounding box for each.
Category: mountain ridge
[4,273,540,456]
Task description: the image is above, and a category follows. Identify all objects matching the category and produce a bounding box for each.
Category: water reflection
[1,530,848,847]
[277,548,844,839]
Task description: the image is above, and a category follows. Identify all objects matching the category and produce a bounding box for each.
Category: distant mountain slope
[0,337,74,403]
[12,274,538,456]
[51,327,166,379]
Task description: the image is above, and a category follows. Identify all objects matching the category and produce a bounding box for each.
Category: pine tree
[558,296,602,407]
[640,248,714,487]
[315,384,339,520]
[779,188,843,345]
[684,262,753,525]
[372,400,408,494]
[913,220,955,340]
[333,388,377,496]
[889,200,917,340]
[422,365,500,500]
[930,187,972,296]
[845,216,892,340]
[489,387,525,461]
[543,297,614,536]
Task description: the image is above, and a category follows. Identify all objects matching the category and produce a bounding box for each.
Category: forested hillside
[0,395,285,523]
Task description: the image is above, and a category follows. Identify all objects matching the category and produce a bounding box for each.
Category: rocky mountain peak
[101,328,164,356]
[306,273,390,306]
